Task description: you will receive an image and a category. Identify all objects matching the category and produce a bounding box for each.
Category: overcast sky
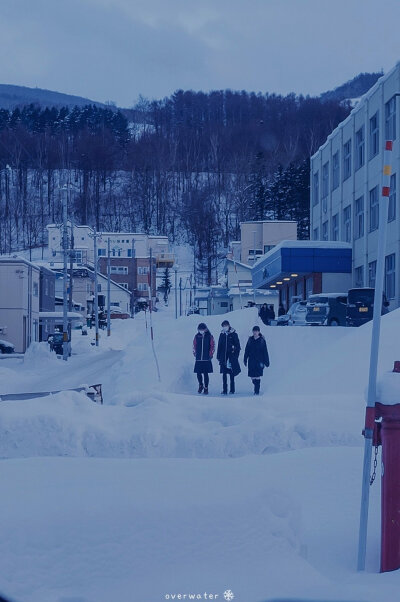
[1,0,399,107]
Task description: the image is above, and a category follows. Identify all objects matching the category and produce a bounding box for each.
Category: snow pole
[148,248,161,382]
[357,140,393,571]
[234,259,243,309]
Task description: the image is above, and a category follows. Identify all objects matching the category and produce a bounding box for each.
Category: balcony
[156,253,175,268]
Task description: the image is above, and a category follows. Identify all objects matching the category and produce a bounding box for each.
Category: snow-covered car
[0,339,15,354]
[277,301,308,326]
[289,300,308,325]
[306,293,348,326]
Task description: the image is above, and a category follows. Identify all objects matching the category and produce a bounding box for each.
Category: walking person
[268,304,276,323]
[193,322,215,395]
[217,320,241,394]
[243,325,270,395]
[259,303,270,326]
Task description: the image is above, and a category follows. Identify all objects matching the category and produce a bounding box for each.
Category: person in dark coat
[193,322,215,395]
[259,303,270,326]
[278,303,286,317]
[216,320,241,394]
[268,304,276,322]
[243,325,270,395]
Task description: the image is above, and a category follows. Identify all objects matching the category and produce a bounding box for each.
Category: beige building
[46,223,173,268]
[239,220,298,265]
[0,257,40,352]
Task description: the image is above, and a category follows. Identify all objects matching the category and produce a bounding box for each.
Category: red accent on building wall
[385,140,393,151]
[313,273,322,294]
[382,186,390,197]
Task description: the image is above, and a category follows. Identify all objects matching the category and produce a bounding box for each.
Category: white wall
[321,273,352,294]
[0,260,40,352]
[311,64,400,308]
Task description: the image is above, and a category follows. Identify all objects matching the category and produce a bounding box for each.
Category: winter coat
[243,334,270,378]
[193,330,215,374]
[216,328,241,377]
[259,306,270,326]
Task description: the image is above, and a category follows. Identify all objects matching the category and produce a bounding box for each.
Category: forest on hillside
[0,91,351,282]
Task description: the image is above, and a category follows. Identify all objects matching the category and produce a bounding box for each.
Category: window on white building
[322,162,329,198]
[331,214,339,241]
[332,152,339,190]
[388,173,396,222]
[98,249,106,256]
[385,254,396,299]
[369,186,379,232]
[368,260,377,288]
[33,282,39,297]
[355,126,365,170]
[313,227,319,240]
[343,205,351,242]
[312,171,319,206]
[355,265,364,288]
[343,139,352,180]
[355,196,364,238]
[322,221,328,241]
[369,112,379,159]
[120,283,129,289]
[385,96,397,141]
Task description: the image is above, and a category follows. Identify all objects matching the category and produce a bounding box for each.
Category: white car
[289,300,308,325]
[277,301,308,326]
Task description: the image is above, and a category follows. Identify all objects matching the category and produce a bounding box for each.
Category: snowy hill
[0,306,399,601]
[0,83,106,109]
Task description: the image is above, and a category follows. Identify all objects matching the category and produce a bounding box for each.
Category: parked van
[346,287,390,327]
[306,293,348,326]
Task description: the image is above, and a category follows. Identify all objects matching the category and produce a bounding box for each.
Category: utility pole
[189,273,193,308]
[68,219,74,312]
[179,277,182,317]
[253,230,257,307]
[107,237,111,337]
[174,266,178,319]
[90,231,100,347]
[62,185,69,361]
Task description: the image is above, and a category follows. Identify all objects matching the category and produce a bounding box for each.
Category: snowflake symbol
[223,590,235,601]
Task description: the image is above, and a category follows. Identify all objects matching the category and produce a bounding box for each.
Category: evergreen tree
[161,267,172,296]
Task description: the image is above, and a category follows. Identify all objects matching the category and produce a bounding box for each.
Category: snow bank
[1,307,400,459]
[0,450,388,602]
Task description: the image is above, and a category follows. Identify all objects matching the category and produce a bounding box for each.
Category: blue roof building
[252,240,352,310]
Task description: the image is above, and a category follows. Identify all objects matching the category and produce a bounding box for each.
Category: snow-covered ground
[1,300,400,602]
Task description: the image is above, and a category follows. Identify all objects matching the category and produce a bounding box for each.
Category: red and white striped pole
[358,140,393,571]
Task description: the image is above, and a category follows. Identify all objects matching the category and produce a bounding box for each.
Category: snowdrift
[1,306,400,459]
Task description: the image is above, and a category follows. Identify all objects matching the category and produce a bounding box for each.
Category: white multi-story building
[0,257,40,352]
[310,63,400,309]
[46,224,173,268]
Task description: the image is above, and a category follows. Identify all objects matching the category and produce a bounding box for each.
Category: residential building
[46,223,173,268]
[98,256,157,305]
[39,266,56,341]
[310,63,400,309]
[252,241,352,311]
[0,256,40,352]
[240,220,297,265]
[37,262,132,317]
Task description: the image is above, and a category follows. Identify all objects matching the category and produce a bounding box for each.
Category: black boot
[229,376,235,394]
[254,379,260,395]
[203,387,208,395]
[222,373,227,395]
[198,383,204,394]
